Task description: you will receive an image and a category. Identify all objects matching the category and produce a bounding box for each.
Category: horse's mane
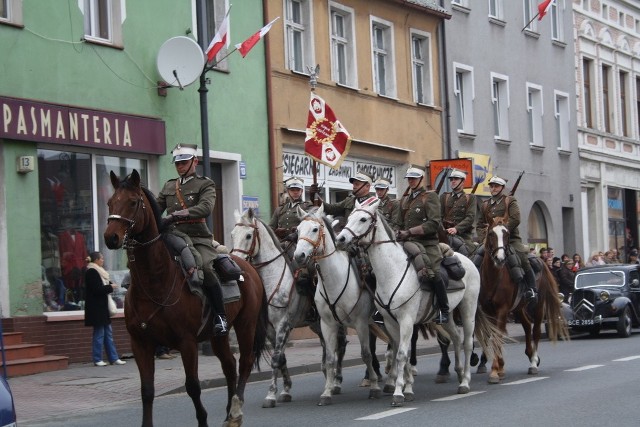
[254,215,282,247]
[321,215,337,242]
[375,209,397,241]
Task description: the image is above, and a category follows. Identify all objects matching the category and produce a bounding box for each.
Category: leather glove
[396,230,411,241]
[274,228,289,239]
[160,216,176,230]
[309,183,319,198]
[283,230,298,243]
[346,244,359,257]
[171,209,190,218]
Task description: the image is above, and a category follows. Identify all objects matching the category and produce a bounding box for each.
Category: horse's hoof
[261,398,276,408]
[498,371,506,379]
[383,384,395,394]
[318,396,332,406]
[369,389,382,399]
[435,373,450,384]
[476,366,487,374]
[470,353,479,367]
[528,367,538,375]
[391,395,405,407]
[331,386,342,395]
[411,365,418,376]
[360,379,371,387]
[488,375,500,384]
[277,393,292,403]
[223,416,243,427]
[404,392,415,402]
[457,385,470,394]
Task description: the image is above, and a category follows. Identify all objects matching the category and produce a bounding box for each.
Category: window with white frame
[602,64,613,133]
[580,0,589,12]
[410,29,433,105]
[0,0,22,25]
[619,70,630,137]
[489,0,503,20]
[550,0,563,41]
[454,63,474,134]
[83,0,123,46]
[523,0,537,32]
[554,91,570,150]
[452,0,469,7]
[602,4,609,20]
[526,83,543,146]
[371,17,396,98]
[329,2,357,87]
[491,73,510,140]
[285,0,314,73]
[203,0,229,70]
[583,58,594,128]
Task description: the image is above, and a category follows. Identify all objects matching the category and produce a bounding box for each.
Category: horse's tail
[473,306,509,360]
[252,289,270,371]
[537,263,571,342]
[369,323,390,344]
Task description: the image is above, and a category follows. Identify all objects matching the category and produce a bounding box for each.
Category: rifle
[435,167,451,195]
[509,170,525,196]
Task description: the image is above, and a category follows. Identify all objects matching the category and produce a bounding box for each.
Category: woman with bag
[84,251,126,367]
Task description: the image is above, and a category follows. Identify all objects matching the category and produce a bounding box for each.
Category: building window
[0,0,22,25]
[602,64,612,133]
[602,4,609,20]
[491,73,510,140]
[329,2,357,87]
[82,0,123,46]
[619,71,629,137]
[285,0,314,73]
[554,91,570,150]
[583,58,594,128]
[454,64,474,134]
[550,0,563,41]
[523,0,537,32]
[452,0,468,6]
[526,83,543,146]
[371,17,396,98]
[38,149,147,311]
[410,29,433,105]
[204,0,229,70]
[636,76,640,138]
[489,0,503,20]
[581,0,590,12]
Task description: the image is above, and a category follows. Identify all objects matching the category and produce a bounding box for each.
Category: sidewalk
[8,323,524,425]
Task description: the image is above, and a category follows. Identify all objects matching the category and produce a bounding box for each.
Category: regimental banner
[457,151,493,196]
[305,93,351,169]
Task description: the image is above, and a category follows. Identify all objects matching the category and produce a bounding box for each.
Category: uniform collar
[180,174,196,185]
[288,199,303,208]
[409,187,425,199]
[490,194,505,204]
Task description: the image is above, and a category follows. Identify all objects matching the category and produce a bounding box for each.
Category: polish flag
[205,9,230,63]
[537,0,554,21]
[235,17,280,58]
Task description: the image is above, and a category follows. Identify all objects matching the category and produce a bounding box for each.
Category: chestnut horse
[480,219,569,383]
[104,170,268,427]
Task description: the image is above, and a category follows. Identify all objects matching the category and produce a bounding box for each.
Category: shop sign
[282,151,322,179]
[0,96,166,155]
[242,195,260,215]
[356,162,397,189]
[325,160,354,184]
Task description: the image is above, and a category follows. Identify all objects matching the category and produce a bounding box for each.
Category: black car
[567,264,640,337]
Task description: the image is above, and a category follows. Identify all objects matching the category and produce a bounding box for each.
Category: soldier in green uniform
[157,143,228,336]
[440,169,477,256]
[315,171,374,227]
[269,177,312,241]
[476,176,537,302]
[373,177,398,226]
[394,167,448,324]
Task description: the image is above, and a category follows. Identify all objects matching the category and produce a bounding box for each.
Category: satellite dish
[157,36,205,89]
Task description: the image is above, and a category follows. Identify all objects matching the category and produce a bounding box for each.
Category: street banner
[305,93,351,169]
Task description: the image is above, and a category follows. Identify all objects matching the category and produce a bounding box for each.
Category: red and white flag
[235,17,279,58]
[305,93,351,169]
[537,0,554,21]
[205,8,230,63]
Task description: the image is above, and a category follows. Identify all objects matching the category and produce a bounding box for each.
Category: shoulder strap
[175,179,189,209]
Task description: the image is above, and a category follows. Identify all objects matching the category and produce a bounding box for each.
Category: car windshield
[575,270,625,289]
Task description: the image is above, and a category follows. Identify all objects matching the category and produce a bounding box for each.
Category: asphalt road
[21,329,640,427]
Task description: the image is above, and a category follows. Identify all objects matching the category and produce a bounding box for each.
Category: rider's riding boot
[432,275,449,325]
[372,310,384,326]
[305,299,319,323]
[523,268,538,303]
[203,271,228,337]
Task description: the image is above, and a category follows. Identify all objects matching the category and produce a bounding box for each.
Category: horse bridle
[231,219,288,268]
[341,208,378,248]
[487,223,510,266]
[298,217,336,260]
[107,191,161,249]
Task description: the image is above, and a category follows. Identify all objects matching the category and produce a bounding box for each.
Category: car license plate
[568,319,594,326]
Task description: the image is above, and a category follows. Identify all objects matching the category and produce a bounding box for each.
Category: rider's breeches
[195,241,225,315]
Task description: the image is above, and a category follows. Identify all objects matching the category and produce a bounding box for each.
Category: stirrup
[525,288,538,303]
[434,310,449,325]
[213,315,228,337]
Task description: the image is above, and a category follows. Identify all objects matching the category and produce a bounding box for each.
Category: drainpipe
[263,1,278,211]
[438,15,451,159]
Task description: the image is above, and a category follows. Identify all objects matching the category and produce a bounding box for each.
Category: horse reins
[107,192,162,250]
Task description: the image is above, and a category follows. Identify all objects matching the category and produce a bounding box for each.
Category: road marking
[501,377,549,385]
[613,355,640,362]
[432,391,485,401]
[564,365,604,372]
[355,408,417,420]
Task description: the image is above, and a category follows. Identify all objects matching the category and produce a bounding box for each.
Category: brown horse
[104,170,268,427]
[480,219,569,383]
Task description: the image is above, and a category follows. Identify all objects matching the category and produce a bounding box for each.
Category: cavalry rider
[476,176,537,303]
[373,177,398,225]
[440,169,477,256]
[393,167,449,324]
[157,143,228,336]
[313,171,374,229]
[269,177,312,243]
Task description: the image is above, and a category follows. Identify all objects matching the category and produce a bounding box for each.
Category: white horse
[335,199,501,406]
[293,205,382,405]
[231,208,347,408]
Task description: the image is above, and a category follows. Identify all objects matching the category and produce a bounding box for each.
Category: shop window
[607,187,625,253]
[38,149,147,312]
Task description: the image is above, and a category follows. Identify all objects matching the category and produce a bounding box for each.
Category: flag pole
[308,65,320,197]
[521,12,540,32]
